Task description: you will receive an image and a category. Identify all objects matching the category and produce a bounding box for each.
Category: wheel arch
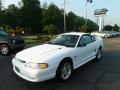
[59,57,73,68]
[55,57,73,80]
[0,42,9,46]
[0,43,10,48]
[99,46,102,50]
[56,57,73,74]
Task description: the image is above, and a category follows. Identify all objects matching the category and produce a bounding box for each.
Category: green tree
[67,12,77,31]
[81,24,88,32]
[21,0,42,33]
[67,12,98,32]
[104,25,113,31]
[0,1,99,34]
[0,0,2,11]
[0,4,21,29]
[87,19,98,32]
[5,4,20,29]
[113,24,119,31]
[75,17,85,31]
[42,3,64,33]
[44,24,58,37]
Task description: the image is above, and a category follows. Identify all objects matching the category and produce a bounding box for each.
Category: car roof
[61,32,88,36]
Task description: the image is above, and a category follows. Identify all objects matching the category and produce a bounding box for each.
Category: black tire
[104,35,108,38]
[56,60,72,81]
[0,44,10,55]
[96,48,102,60]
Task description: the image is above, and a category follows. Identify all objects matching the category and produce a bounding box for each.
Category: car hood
[15,44,66,62]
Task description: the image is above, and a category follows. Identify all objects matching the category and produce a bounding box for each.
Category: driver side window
[78,35,93,46]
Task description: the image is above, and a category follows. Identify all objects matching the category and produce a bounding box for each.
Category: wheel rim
[61,63,72,80]
[97,49,101,59]
[0,45,9,55]
[105,35,108,38]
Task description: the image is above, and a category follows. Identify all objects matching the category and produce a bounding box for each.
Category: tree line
[104,24,119,31]
[0,0,99,35]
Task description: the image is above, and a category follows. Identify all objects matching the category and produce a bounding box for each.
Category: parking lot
[0,37,120,90]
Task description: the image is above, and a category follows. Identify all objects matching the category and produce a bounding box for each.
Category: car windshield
[0,31,8,37]
[48,35,79,47]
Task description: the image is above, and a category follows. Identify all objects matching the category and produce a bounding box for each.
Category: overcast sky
[2,0,120,26]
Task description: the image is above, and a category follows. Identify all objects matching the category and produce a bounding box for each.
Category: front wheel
[104,35,108,38]
[56,61,72,81]
[96,48,102,60]
[0,44,10,55]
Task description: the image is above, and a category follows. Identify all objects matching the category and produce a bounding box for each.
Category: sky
[2,0,120,26]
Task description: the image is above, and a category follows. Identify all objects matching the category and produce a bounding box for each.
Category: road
[0,37,120,90]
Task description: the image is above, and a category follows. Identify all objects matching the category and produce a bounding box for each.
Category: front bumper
[10,43,26,52]
[12,58,55,82]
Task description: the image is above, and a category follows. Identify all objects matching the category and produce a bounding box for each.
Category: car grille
[16,39,24,44]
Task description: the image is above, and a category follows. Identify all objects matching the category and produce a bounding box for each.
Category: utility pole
[64,0,66,33]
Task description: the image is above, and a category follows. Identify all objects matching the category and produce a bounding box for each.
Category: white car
[12,32,103,82]
[91,31,111,38]
[110,31,118,36]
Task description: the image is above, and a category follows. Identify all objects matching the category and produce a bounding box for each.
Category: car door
[74,34,96,67]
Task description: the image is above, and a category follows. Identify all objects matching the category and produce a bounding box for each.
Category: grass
[23,35,53,43]
[24,38,39,43]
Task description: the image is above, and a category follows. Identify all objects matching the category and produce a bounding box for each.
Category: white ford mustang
[12,32,103,82]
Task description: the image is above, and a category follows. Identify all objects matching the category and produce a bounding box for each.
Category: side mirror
[78,43,87,47]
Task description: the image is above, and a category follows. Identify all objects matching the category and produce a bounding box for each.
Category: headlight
[25,62,48,69]
[13,40,16,43]
[11,39,16,44]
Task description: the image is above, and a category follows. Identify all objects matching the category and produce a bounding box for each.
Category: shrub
[37,35,50,43]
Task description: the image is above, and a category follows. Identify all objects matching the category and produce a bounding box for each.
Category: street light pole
[85,0,92,32]
[64,0,66,33]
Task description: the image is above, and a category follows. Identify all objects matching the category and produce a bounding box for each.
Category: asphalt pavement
[0,37,120,90]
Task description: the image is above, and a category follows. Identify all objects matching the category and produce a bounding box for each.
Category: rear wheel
[56,61,72,81]
[0,44,10,55]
